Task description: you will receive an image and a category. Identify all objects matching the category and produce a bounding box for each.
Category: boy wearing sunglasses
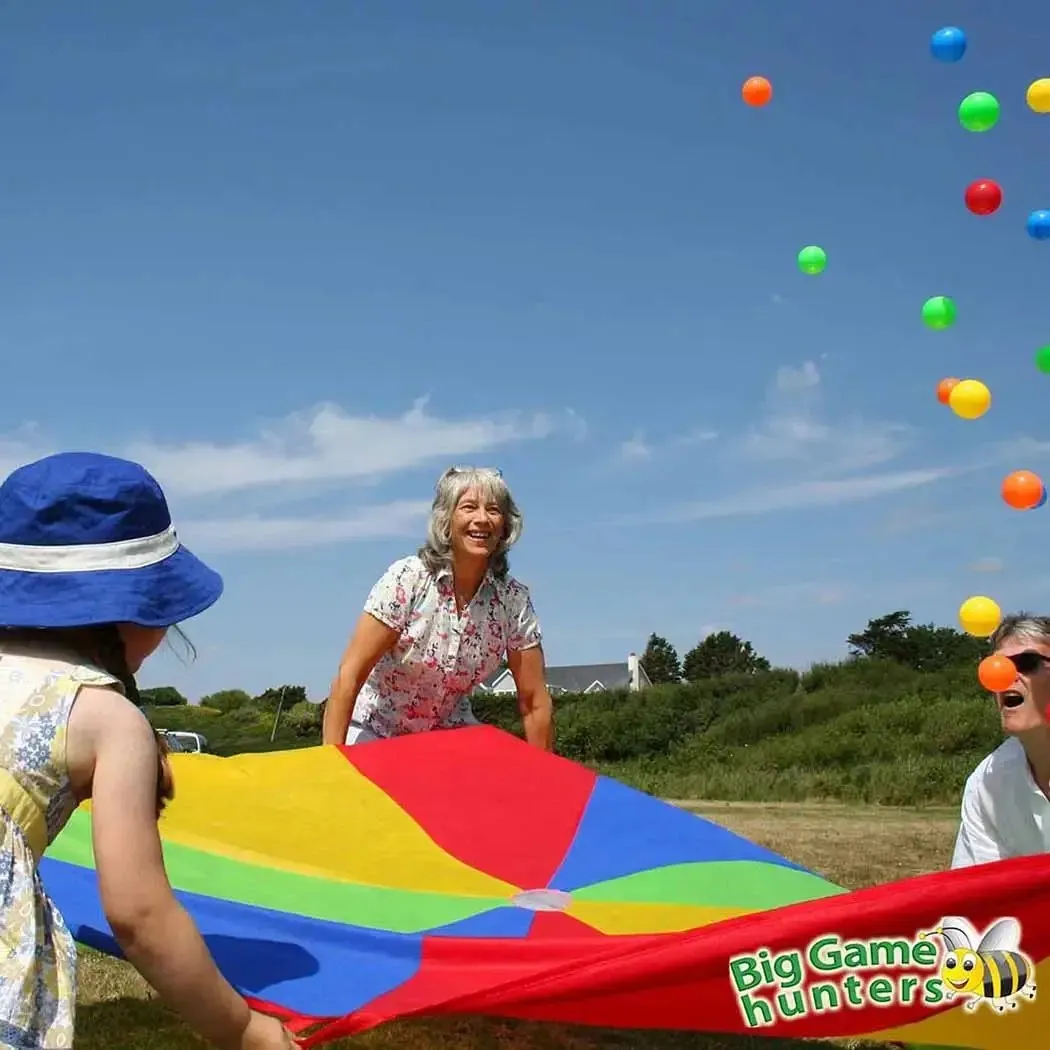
[951,613,1050,868]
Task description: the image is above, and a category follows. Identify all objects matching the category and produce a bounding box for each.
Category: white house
[475,651,652,696]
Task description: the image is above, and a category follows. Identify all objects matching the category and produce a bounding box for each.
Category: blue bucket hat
[0,451,223,629]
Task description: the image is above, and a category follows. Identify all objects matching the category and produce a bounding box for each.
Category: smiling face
[993,633,1050,735]
[940,948,986,994]
[450,486,505,564]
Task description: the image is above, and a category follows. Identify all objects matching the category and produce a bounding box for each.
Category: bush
[144,656,1004,807]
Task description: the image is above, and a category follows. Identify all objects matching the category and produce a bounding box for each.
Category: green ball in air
[959,91,1000,132]
[797,245,827,275]
[922,296,956,330]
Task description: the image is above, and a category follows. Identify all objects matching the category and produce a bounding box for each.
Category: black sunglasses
[1002,650,1050,675]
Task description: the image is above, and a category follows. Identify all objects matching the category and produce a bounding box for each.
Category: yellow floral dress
[0,644,121,1049]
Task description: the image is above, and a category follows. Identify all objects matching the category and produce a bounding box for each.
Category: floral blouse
[349,555,542,739]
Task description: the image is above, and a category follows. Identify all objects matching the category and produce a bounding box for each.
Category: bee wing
[936,916,980,952]
[977,917,1022,953]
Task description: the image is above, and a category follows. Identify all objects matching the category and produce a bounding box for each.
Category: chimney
[627,651,639,690]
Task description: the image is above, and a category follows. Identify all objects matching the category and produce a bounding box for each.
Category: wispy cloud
[127,398,578,498]
[182,499,431,553]
[616,431,653,464]
[0,398,584,552]
[604,360,959,522]
[621,467,956,526]
[611,425,717,468]
[737,361,911,475]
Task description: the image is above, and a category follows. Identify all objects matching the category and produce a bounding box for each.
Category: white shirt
[951,736,1050,867]
[349,555,542,740]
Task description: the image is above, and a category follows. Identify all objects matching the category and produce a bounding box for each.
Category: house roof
[480,661,633,692]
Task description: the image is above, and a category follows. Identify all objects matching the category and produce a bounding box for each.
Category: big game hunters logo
[728,916,1037,1029]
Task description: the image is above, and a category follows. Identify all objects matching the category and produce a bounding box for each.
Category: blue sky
[1,1,1049,701]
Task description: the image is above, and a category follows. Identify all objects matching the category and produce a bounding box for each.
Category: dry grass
[74,800,959,1050]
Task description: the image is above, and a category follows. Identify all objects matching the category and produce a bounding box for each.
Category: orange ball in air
[978,654,1016,693]
[742,76,773,107]
[936,377,960,405]
[1001,470,1045,510]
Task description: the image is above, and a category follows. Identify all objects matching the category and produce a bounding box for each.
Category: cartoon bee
[920,916,1037,1013]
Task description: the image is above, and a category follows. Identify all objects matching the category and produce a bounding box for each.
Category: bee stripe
[981,951,1026,998]
[983,952,1006,997]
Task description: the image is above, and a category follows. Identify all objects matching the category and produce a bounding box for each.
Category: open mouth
[466,531,491,542]
[1000,690,1025,709]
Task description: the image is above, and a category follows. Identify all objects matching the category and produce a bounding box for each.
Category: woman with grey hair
[322,466,554,750]
[951,611,1050,868]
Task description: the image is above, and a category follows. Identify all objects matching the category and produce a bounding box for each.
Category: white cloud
[612,425,717,468]
[0,398,578,498]
[182,499,431,553]
[0,398,582,552]
[626,467,955,525]
[126,398,575,498]
[738,361,911,474]
[675,427,719,446]
[617,431,652,464]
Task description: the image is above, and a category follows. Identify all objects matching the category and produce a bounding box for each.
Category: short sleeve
[363,557,422,633]
[950,770,1004,869]
[506,582,542,652]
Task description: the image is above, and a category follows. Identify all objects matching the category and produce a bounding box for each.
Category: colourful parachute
[41,726,1050,1048]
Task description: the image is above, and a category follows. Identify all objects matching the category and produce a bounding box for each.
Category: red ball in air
[964,179,1003,216]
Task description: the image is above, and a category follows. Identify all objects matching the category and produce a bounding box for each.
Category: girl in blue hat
[0,453,297,1049]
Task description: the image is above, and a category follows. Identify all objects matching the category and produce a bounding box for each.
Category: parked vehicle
[157,729,208,754]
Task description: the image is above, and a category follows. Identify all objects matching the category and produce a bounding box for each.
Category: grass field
[73,800,960,1050]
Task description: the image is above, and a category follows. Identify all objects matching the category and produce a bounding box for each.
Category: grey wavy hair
[990,612,1050,650]
[418,466,523,580]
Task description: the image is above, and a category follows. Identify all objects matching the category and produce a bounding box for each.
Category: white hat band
[0,525,180,574]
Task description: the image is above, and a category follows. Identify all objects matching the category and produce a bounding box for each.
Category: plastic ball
[797,245,826,275]
[959,595,1002,637]
[959,91,1001,132]
[936,377,960,405]
[1027,78,1050,114]
[964,179,1002,215]
[1002,470,1045,510]
[742,76,772,107]
[1027,210,1050,240]
[931,27,967,62]
[928,27,965,62]
[978,654,1017,693]
[948,379,991,419]
[1035,346,1050,373]
[921,295,956,329]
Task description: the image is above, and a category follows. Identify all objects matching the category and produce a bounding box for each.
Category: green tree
[200,688,253,713]
[640,633,681,684]
[140,685,187,707]
[254,685,309,712]
[847,610,987,672]
[283,701,323,738]
[682,631,771,680]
